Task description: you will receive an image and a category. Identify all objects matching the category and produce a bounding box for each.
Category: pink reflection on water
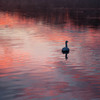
[24,82,68,98]
[0,12,100,100]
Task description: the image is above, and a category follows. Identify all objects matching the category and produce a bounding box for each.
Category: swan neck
[65,43,68,47]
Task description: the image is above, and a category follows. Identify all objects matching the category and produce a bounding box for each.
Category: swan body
[62,41,69,54]
[62,47,69,54]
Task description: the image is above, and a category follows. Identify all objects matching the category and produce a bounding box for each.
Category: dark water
[0,8,100,100]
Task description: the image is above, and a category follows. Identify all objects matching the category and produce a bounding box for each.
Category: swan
[62,41,70,54]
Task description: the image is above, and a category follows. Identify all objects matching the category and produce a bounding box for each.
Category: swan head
[65,41,68,44]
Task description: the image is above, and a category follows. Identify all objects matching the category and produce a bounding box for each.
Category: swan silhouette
[62,41,70,54]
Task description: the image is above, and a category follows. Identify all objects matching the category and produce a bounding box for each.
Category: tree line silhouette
[0,0,100,28]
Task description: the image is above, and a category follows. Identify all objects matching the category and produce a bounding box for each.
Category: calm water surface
[0,11,100,100]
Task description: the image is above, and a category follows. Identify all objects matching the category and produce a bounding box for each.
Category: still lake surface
[0,9,100,100]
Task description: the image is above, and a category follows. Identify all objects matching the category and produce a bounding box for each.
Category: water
[0,9,100,100]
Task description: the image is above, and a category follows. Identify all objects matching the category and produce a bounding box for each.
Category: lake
[0,8,100,100]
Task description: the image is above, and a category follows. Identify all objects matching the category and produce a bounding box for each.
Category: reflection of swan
[65,53,68,59]
[62,41,69,54]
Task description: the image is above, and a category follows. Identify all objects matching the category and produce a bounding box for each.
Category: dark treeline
[0,0,100,10]
[0,0,100,28]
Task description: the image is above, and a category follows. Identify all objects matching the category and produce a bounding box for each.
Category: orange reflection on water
[0,12,100,71]
[0,44,30,77]
[0,12,36,28]
[0,12,100,100]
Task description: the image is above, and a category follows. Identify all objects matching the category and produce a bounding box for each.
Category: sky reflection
[0,12,100,100]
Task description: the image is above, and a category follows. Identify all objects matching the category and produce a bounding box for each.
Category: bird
[62,41,70,54]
